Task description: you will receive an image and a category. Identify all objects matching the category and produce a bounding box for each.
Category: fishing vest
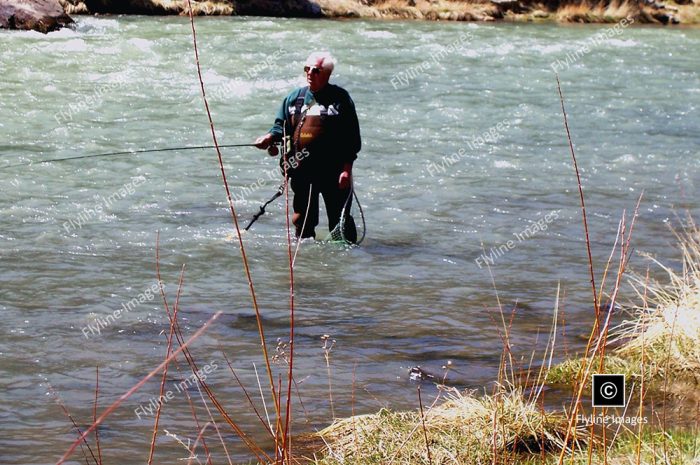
[284,87,341,175]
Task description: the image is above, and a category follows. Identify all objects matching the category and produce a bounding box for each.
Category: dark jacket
[269,84,361,174]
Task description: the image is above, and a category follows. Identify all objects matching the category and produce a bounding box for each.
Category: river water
[1,15,698,464]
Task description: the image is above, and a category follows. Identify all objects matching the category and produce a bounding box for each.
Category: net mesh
[326,188,365,245]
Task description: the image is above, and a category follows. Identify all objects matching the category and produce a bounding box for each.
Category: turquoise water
[1,16,699,463]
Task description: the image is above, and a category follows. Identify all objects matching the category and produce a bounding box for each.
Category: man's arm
[338,91,360,189]
[254,90,296,151]
[341,92,361,161]
[268,97,289,142]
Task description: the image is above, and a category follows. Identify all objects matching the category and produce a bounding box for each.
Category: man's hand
[267,145,279,156]
[254,133,273,149]
[339,163,352,189]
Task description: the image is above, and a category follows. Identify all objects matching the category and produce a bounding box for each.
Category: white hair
[305,51,336,73]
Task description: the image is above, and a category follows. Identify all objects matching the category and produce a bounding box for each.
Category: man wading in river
[254,51,361,242]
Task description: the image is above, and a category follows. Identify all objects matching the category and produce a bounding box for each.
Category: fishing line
[291,182,313,268]
[352,188,367,245]
[1,143,257,170]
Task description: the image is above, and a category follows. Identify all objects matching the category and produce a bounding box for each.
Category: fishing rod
[3,140,286,230]
[0,143,257,170]
[244,183,285,231]
[243,140,289,231]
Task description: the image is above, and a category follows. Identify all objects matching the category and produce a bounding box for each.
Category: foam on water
[494,160,517,169]
[45,38,88,52]
[74,16,121,33]
[608,38,639,47]
[530,42,568,54]
[245,19,277,27]
[614,153,638,164]
[12,27,78,39]
[492,42,516,55]
[362,30,396,39]
[127,37,154,52]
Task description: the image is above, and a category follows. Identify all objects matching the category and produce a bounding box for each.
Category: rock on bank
[0,0,73,32]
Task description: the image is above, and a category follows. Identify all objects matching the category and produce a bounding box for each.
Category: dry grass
[305,386,583,465]
[387,0,499,21]
[673,0,700,23]
[548,219,700,391]
[313,0,695,23]
[610,219,700,385]
[539,0,687,23]
[555,0,641,22]
[314,0,500,21]
[180,0,234,16]
[59,0,90,14]
[313,0,384,18]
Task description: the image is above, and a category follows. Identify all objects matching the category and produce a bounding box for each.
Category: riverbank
[4,0,697,33]
[305,399,699,464]
[60,0,700,24]
[302,219,700,463]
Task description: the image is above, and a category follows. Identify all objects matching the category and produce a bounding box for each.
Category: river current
[1,16,699,464]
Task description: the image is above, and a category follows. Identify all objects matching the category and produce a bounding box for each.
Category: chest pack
[281,87,339,175]
[288,87,339,153]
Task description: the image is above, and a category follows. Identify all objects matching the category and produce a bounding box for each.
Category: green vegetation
[545,355,644,385]
[519,429,700,465]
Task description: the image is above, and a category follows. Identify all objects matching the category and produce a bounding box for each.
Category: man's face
[304,57,331,92]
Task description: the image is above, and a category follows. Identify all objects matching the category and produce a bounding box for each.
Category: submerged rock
[0,0,73,33]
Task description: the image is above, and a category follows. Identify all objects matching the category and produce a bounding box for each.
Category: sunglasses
[303,66,321,75]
